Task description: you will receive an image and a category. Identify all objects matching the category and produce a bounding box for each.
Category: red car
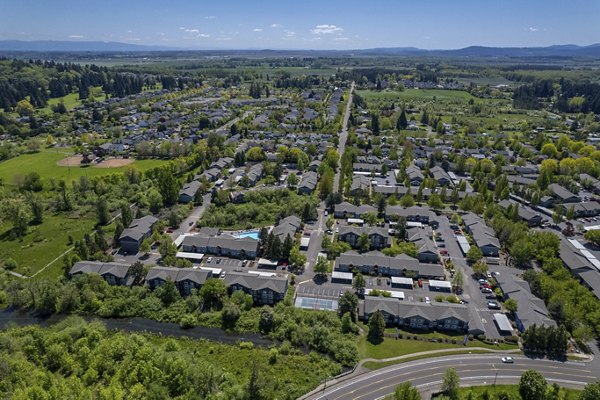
[440,250,449,255]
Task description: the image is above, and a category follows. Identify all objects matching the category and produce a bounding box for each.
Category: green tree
[368,310,385,344]
[579,381,600,400]
[158,279,180,305]
[451,269,464,294]
[140,238,152,255]
[584,229,600,246]
[400,193,415,207]
[472,260,488,277]
[371,114,380,135]
[121,204,133,227]
[353,272,366,294]
[384,381,421,400]
[338,291,359,321]
[519,370,547,400]
[314,255,329,277]
[199,278,228,310]
[441,368,460,400]
[28,193,44,225]
[289,244,306,268]
[96,198,110,226]
[357,233,371,252]
[1,197,32,237]
[397,109,408,131]
[427,193,444,211]
[466,246,483,264]
[221,302,241,330]
[159,238,177,260]
[147,188,163,213]
[504,298,518,314]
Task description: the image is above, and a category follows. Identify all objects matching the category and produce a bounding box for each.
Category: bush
[238,341,254,350]
[4,258,17,270]
[179,314,196,329]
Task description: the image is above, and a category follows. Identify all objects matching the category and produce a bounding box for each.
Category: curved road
[304,354,599,400]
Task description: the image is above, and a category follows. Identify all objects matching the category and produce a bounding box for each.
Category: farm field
[0,149,167,184]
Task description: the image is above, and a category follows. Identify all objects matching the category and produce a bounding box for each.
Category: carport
[428,279,452,292]
[332,271,353,284]
[391,276,414,289]
[494,313,513,334]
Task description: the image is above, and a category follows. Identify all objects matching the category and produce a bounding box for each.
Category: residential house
[548,183,580,204]
[430,166,453,187]
[69,261,131,286]
[119,215,158,253]
[181,234,260,259]
[298,171,318,195]
[406,164,424,186]
[338,225,390,250]
[349,175,371,196]
[146,266,210,295]
[360,297,469,332]
[334,202,377,219]
[461,213,500,257]
[407,228,439,263]
[498,200,543,227]
[495,274,557,332]
[223,271,288,305]
[272,215,302,242]
[385,206,438,228]
[179,180,201,203]
[336,250,444,279]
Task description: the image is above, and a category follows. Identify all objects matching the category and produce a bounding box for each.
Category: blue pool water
[235,231,260,240]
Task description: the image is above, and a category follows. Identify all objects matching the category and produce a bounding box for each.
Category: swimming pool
[235,231,260,240]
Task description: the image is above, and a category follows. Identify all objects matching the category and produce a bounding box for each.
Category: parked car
[425,297,431,304]
[459,299,469,304]
[478,279,487,284]
[487,301,500,309]
[440,249,449,255]
[481,287,493,294]
[485,294,497,299]
[207,257,213,263]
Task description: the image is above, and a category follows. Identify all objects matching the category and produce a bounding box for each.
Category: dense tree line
[0,316,338,399]
[3,273,358,367]
[0,58,184,111]
[522,324,569,354]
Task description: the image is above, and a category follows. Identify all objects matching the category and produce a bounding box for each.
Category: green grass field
[358,334,517,360]
[40,87,105,114]
[0,214,96,278]
[0,149,167,184]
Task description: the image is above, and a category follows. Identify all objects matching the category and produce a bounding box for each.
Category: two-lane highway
[304,354,598,400]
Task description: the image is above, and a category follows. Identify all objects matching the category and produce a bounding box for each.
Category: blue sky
[1,0,598,49]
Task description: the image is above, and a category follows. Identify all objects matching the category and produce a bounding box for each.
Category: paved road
[333,82,354,194]
[304,354,599,400]
[170,192,213,240]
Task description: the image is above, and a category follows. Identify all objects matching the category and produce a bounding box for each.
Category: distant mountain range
[1,40,600,57]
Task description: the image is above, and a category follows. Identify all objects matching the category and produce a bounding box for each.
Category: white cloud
[127,30,133,33]
[271,23,282,28]
[197,34,210,38]
[285,30,296,37]
[529,26,539,32]
[204,16,216,19]
[333,37,348,41]
[253,28,263,32]
[216,37,233,41]
[68,35,85,39]
[311,24,343,35]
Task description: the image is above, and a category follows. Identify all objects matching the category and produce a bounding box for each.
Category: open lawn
[0,213,96,278]
[0,149,167,185]
[358,334,518,360]
[39,87,105,114]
